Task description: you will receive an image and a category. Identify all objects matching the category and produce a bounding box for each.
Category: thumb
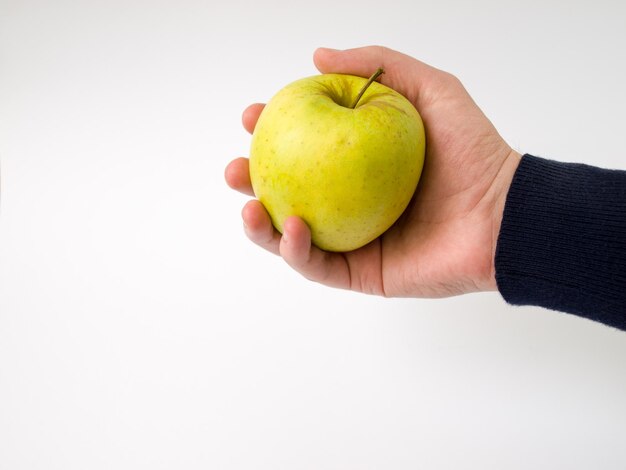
[313,46,390,78]
[313,45,444,108]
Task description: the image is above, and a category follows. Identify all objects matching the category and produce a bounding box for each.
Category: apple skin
[249,73,425,252]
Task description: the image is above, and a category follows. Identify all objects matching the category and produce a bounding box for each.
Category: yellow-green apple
[249,69,425,252]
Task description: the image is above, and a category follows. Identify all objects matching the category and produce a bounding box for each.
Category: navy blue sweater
[495,154,626,330]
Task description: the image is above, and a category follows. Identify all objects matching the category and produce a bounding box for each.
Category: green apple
[249,69,425,252]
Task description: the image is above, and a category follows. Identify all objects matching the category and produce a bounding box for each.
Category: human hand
[225,46,521,298]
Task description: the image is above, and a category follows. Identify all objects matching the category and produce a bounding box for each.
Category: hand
[225,46,521,298]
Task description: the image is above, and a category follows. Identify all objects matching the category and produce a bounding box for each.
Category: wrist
[486,149,522,290]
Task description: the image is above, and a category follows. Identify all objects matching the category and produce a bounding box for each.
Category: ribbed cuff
[495,154,626,330]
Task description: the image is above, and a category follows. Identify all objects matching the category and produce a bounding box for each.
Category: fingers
[239,204,352,289]
[234,75,378,292]
[237,100,350,288]
[279,217,351,290]
[226,103,267,196]
[224,157,254,196]
[242,103,265,134]
[241,200,281,255]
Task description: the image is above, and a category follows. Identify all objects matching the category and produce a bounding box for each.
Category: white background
[1,0,626,468]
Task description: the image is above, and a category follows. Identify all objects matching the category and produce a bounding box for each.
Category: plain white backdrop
[1,0,625,468]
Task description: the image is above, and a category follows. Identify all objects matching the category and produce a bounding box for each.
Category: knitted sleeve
[495,154,626,330]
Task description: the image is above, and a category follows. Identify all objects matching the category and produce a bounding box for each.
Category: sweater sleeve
[494,154,626,330]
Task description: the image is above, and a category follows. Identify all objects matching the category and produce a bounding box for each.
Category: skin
[225,46,521,298]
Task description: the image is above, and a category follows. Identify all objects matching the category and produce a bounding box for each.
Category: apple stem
[350,67,385,109]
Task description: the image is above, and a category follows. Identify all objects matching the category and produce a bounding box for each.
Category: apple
[249,69,425,252]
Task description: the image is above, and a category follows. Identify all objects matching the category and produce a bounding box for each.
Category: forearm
[494,154,626,330]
